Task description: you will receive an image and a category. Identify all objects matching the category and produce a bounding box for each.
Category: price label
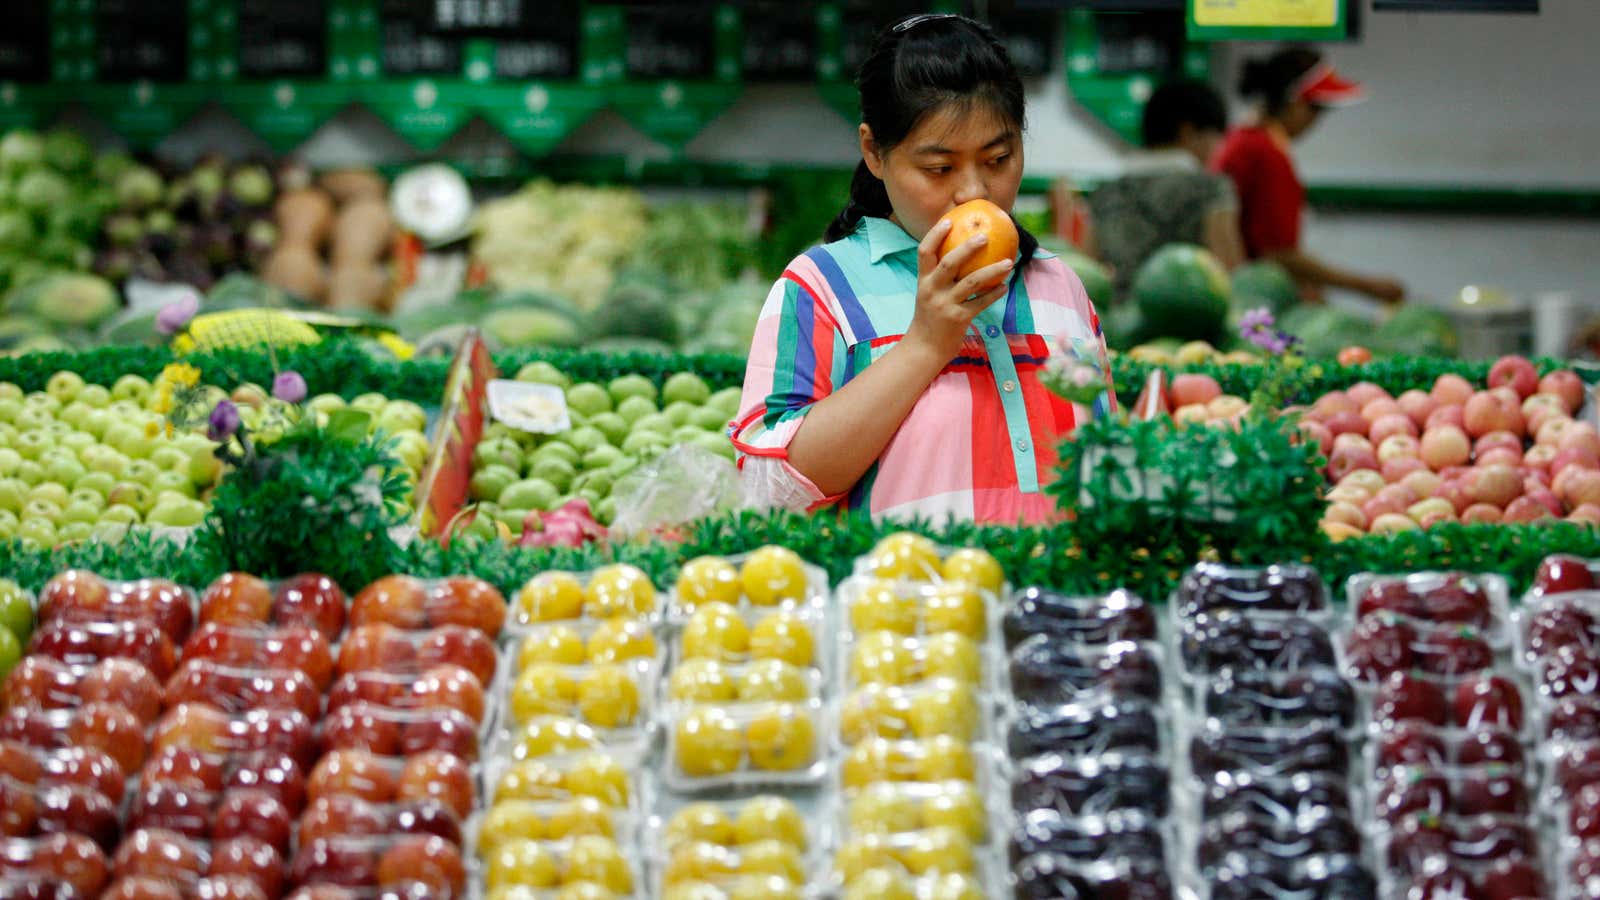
[624,3,716,79]
[432,0,524,32]
[987,11,1058,77]
[740,0,816,82]
[1374,0,1535,10]
[97,0,189,82]
[239,0,329,79]
[383,0,463,75]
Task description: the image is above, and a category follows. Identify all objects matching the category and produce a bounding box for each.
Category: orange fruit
[936,199,1018,290]
[1337,345,1373,366]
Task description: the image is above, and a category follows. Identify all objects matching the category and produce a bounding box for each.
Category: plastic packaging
[100,874,284,900]
[845,630,986,691]
[495,716,620,767]
[1368,722,1526,776]
[654,795,811,855]
[1001,588,1157,650]
[164,659,322,720]
[0,776,121,850]
[664,700,827,792]
[181,622,335,690]
[669,548,828,623]
[658,840,810,893]
[27,620,178,681]
[510,565,662,629]
[306,748,477,821]
[1527,553,1600,599]
[1205,851,1374,900]
[669,658,823,707]
[1007,807,1167,869]
[0,833,112,898]
[328,664,488,727]
[0,740,125,805]
[1001,694,1164,762]
[511,619,661,674]
[486,752,637,818]
[198,571,348,643]
[675,603,823,671]
[0,702,150,773]
[1177,613,1338,691]
[1194,666,1357,730]
[501,660,657,742]
[838,779,992,844]
[1007,751,1169,820]
[1517,588,1600,671]
[152,702,318,769]
[1363,669,1529,738]
[477,795,634,860]
[126,783,295,853]
[1193,807,1363,876]
[838,576,992,642]
[1009,637,1164,707]
[350,574,507,638]
[658,871,810,900]
[476,834,637,896]
[1186,719,1350,783]
[338,623,499,687]
[841,737,987,790]
[36,571,195,644]
[1174,561,1329,622]
[1542,695,1600,742]
[290,833,468,897]
[1347,570,1510,639]
[1375,812,1545,898]
[851,534,1007,598]
[139,745,307,814]
[1,656,164,722]
[1197,769,1355,822]
[831,828,992,894]
[1010,852,1175,900]
[839,679,985,746]
[299,795,466,848]
[322,701,482,761]
[1339,612,1496,684]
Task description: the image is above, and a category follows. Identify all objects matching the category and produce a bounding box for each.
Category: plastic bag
[608,444,746,538]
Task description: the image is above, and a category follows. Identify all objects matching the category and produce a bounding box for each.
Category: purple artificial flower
[1238,307,1274,332]
[272,370,308,404]
[156,292,201,336]
[208,400,241,441]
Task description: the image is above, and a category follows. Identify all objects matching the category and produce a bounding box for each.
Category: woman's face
[860,102,1024,241]
[1281,99,1324,139]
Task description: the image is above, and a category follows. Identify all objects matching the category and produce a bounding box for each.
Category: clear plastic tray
[138,744,308,814]
[672,603,827,674]
[1008,637,1166,709]
[1004,751,1171,822]
[1173,561,1330,624]
[838,679,986,747]
[289,833,469,897]
[485,751,640,821]
[508,564,663,632]
[1366,761,1536,827]
[496,659,659,749]
[1,655,164,722]
[305,748,478,821]
[668,548,830,625]
[652,794,813,856]
[1174,612,1337,686]
[850,534,1007,597]
[510,618,663,675]
[322,700,482,762]
[668,658,824,707]
[37,571,195,645]
[349,574,507,638]
[1516,589,1600,672]
[843,630,987,693]
[836,575,995,643]
[475,834,639,897]
[0,701,150,773]
[299,795,467,848]
[27,619,179,681]
[1347,570,1512,644]
[181,621,334,690]
[490,715,647,771]
[126,782,296,852]
[0,774,121,850]
[152,702,318,769]
[1190,665,1358,732]
[1338,612,1498,685]
[328,664,490,729]
[840,737,992,791]
[0,833,112,897]
[1367,721,1528,778]
[1371,811,1546,900]
[198,571,348,643]
[663,700,828,793]
[338,623,500,687]
[164,659,323,720]
[1001,587,1158,650]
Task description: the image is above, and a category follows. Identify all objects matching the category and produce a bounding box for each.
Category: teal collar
[862,216,919,265]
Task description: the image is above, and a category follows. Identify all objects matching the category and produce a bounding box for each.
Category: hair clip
[893,13,958,33]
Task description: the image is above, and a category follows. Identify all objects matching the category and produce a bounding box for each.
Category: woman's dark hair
[1141,80,1227,147]
[1238,46,1323,116]
[826,13,1037,268]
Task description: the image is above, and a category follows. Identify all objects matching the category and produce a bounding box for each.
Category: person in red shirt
[1212,47,1405,304]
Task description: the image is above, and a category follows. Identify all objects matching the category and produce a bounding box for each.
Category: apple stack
[825,535,1004,900]
[1516,554,1600,897]
[1345,571,1548,899]
[1308,355,1596,537]
[0,579,35,682]
[480,563,667,898]
[655,547,829,900]
[1174,562,1375,898]
[999,588,1175,899]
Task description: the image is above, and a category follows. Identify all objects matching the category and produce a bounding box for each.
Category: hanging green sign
[85,84,207,149]
[366,78,470,149]
[0,84,48,132]
[1188,0,1348,41]
[610,80,741,151]
[222,82,352,151]
[477,82,606,157]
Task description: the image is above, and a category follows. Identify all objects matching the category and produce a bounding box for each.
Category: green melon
[1130,244,1230,344]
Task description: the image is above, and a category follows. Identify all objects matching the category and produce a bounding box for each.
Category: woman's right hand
[904,219,1015,360]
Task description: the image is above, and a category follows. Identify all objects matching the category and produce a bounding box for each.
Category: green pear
[663,373,712,406]
[565,383,612,417]
[607,374,658,406]
[515,361,570,388]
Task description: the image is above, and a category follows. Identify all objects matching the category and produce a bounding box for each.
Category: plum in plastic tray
[1173,561,1330,623]
[1000,693,1165,762]
[1009,636,1165,708]
[510,564,663,631]
[1001,587,1158,650]
[1347,570,1512,644]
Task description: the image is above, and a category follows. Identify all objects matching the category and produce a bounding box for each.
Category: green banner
[477,82,606,157]
[85,84,209,150]
[221,81,352,151]
[610,80,741,151]
[365,78,471,150]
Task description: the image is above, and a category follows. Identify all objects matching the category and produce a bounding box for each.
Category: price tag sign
[740,0,816,82]
[382,0,463,75]
[97,0,189,82]
[239,0,330,78]
[1188,0,1347,40]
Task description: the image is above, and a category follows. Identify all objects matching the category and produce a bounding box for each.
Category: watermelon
[589,274,681,346]
[1231,261,1298,315]
[1278,305,1372,359]
[1130,244,1231,344]
[1056,249,1115,310]
[1375,304,1458,358]
[5,272,119,329]
[1102,303,1149,351]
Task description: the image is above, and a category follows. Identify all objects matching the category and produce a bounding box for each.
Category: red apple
[1400,469,1443,499]
[1464,391,1521,439]
[1421,425,1472,470]
[1324,410,1368,438]
[1476,448,1523,469]
[1563,423,1600,459]
[200,574,275,629]
[1480,856,1545,900]
[1572,504,1600,526]
[1541,369,1586,413]
[1461,503,1503,524]
[1562,469,1600,510]
[1398,390,1437,428]
[1467,464,1522,508]
[1362,398,1404,423]
[1324,501,1366,531]
[1311,391,1357,419]
[1299,420,1333,458]
[1327,444,1380,483]
[1456,766,1527,817]
[1457,728,1525,769]
[1528,487,1564,517]
[1346,382,1391,409]
[1432,374,1475,407]
[1383,457,1428,483]
[1420,627,1494,677]
[1488,354,1539,398]
[1375,671,1447,727]
[1169,374,1222,408]
[272,573,347,643]
[1427,404,1466,431]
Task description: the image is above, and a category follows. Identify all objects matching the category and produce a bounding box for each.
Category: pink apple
[1408,497,1457,523]
[1322,521,1365,541]
[1324,501,1367,530]
[1327,445,1380,482]
[1372,414,1419,445]
[1526,469,1552,496]
[1432,374,1475,407]
[1554,465,1586,501]
[1526,444,1559,472]
[1347,382,1391,410]
[1562,469,1600,509]
[1526,406,1568,438]
[1468,464,1522,508]
[1530,487,1564,516]
[1420,426,1472,470]
[1340,470,1387,495]
[1325,411,1369,438]
[1552,447,1600,481]
[1561,423,1600,459]
[1488,355,1539,399]
[1436,479,1473,515]
[1426,405,1466,431]
[1334,433,1374,454]
[1461,503,1503,524]
[1363,495,1407,523]
[1523,393,1567,429]
[1383,457,1429,483]
[1362,398,1404,423]
[1326,485,1372,506]
[1375,483,1418,508]
[1419,511,1456,529]
[1398,390,1437,429]
[1476,447,1524,470]
[1538,417,1578,447]
[1311,392,1357,420]
[1371,513,1421,534]
[1504,496,1554,523]
[1540,370,1586,414]
[1378,434,1421,463]
[1474,430,1522,457]
[1400,470,1443,499]
[1206,395,1249,421]
[1569,504,1600,526]
[1299,420,1333,458]
[1463,392,1523,439]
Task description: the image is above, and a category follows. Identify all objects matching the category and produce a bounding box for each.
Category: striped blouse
[732,216,1114,525]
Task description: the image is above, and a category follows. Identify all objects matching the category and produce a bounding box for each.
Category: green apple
[13,408,52,433]
[621,431,669,456]
[13,432,48,461]
[73,471,116,498]
[102,422,142,454]
[44,455,86,488]
[515,361,570,388]
[57,402,92,430]
[378,401,428,434]
[108,482,156,515]
[0,398,19,424]
[588,413,629,446]
[528,457,576,493]
[307,393,346,416]
[566,383,612,418]
[470,464,519,502]
[529,442,580,468]
[606,456,640,480]
[498,509,532,535]
[0,449,20,477]
[146,496,206,528]
[350,393,389,415]
[90,522,132,544]
[499,478,559,512]
[0,627,21,679]
[615,395,658,426]
[149,445,188,473]
[24,498,62,524]
[673,426,703,445]
[663,402,698,428]
[152,471,194,498]
[27,482,68,509]
[55,521,93,543]
[187,445,222,488]
[0,383,19,401]
[693,431,737,461]
[474,437,523,472]
[0,423,14,446]
[572,470,614,497]
[708,387,742,416]
[67,488,105,511]
[484,423,519,443]
[663,373,712,406]
[86,449,131,480]
[691,407,731,432]
[60,432,96,457]
[101,504,140,525]
[462,512,496,542]
[596,497,617,525]
[81,410,112,440]
[607,374,658,406]
[563,426,607,456]
[391,433,430,472]
[13,518,53,547]
[0,478,23,513]
[108,399,142,418]
[126,460,162,489]
[46,371,85,404]
[581,446,623,471]
[23,392,61,414]
[0,578,31,640]
[60,500,101,527]
[0,510,15,540]
[13,461,43,486]
[111,375,152,404]
[78,384,111,409]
